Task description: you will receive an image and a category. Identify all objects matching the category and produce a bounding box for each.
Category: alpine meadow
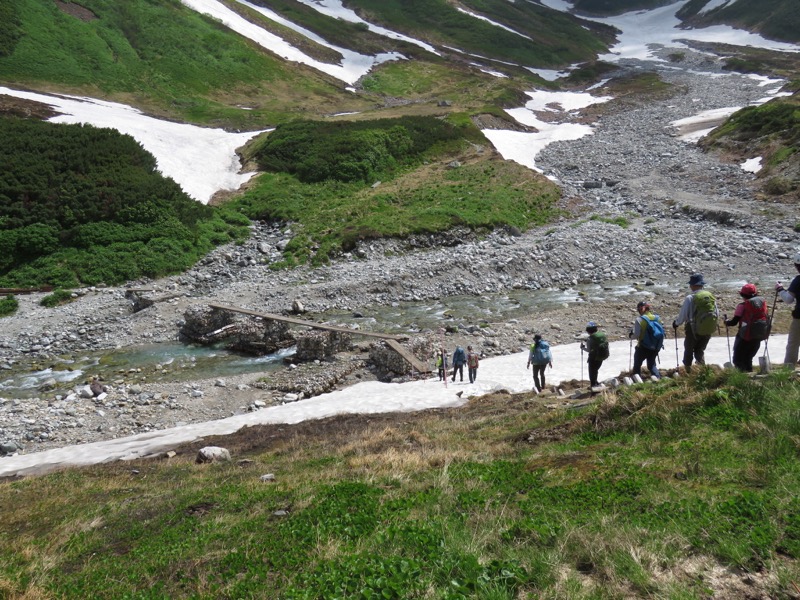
[2,0,800,599]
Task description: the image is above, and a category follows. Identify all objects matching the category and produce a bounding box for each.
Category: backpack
[640,314,665,351]
[453,347,466,365]
[692,290,718,336]
[741,296,769,342]
[530,340,552,365]
[467,352,479,368]
[590,331,609,361]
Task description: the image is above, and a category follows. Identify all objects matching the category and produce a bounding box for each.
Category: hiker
[581,321,609,389]
[631,301,664,379]
[436,348,448,381]
[776,251,800,366]
[452,345,467,382]
[466,345,480,383]
[724,283,769,372]
[673,273,718,372]
[527,334,553,392]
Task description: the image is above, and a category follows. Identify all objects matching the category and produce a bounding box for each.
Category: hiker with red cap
[631,301,664,379]
[724,283,769,372]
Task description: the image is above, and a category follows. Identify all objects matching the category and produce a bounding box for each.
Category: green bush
[0,116,248,287]
[40,289,76,308]
[0,295,18,317]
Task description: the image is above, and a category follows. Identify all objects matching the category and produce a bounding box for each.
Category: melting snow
[0,86,262,204]
[0,335,786,478]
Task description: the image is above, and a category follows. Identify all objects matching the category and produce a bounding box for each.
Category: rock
[196,446,231,463]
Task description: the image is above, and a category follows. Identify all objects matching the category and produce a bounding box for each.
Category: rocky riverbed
[1,47,797,457]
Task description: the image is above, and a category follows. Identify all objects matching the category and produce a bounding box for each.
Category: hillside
[2,368,800,598]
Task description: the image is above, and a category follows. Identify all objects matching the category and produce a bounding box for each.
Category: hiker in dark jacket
[776,251,800,366]
[451,346,467,382]
[725,283,767,372]
[631,301,663,379]
[580,321,607,388]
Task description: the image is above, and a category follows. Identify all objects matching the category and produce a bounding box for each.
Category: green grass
[0,0,362,126]
[2,369,800,598]
[232,158,561,266]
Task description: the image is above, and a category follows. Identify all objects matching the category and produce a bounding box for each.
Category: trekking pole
[725,322,732,364]
[628,337,633,372]
[673,324,680,369]
[763,289,780,357]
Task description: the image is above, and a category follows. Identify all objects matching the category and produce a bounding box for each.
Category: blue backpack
[530,340,552,365]
[640,314,665,351]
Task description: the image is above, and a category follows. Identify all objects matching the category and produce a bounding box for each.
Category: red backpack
[741,296,769,341]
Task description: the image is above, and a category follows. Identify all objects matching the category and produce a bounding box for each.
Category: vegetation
[0,0,363,126]
[40,289,77,308]
[343,0,614,67]
[253,116,478,184]
[678,0,800,43]
[233,116,560,265]
[0,294,18,317]
[2,368,800,598]
[0,116,249,288]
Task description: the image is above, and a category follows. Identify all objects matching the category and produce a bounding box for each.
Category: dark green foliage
[0,116,247,287]
[40,289,77,308]
[680,0,800,43]
[255,116,472,184]
[0,1,23,58]
[344,0,612,66]
[0,295,18,317]
[571,0,671,15]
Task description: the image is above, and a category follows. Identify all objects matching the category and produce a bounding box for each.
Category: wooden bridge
[208,303,431,374]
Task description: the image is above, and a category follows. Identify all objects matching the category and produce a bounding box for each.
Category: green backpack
[591,331,610,360]
[692,290,717,336]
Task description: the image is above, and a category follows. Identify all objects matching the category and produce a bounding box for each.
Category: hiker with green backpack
[580,321,609,389]
[673,273,718,372]
[631,300,664,379]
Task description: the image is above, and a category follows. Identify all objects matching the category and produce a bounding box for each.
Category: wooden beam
[208,303,408,341]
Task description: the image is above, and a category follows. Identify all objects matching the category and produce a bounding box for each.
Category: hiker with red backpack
[775,251,800,366]
[673,273,718,372]
[466,345,480,383]
[724,283,769,372]
[631,301,664,379]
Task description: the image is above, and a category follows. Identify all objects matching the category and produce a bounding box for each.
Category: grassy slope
[701,91,799,202]
[0,0,371,126]
[678,0,800,43]
[2,368,800,598]
[341,0,613,67]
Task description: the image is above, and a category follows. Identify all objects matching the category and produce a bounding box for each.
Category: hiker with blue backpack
[631,301,664,379]
[451,345,467,382]
[527,334,553,392]
[724,283,769,372]
[673,273,718,372]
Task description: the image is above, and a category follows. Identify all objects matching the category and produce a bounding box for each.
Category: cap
[688,273,705,286]
[740,283,757,297]
[586,321,598,329]
[637,301,650,310]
